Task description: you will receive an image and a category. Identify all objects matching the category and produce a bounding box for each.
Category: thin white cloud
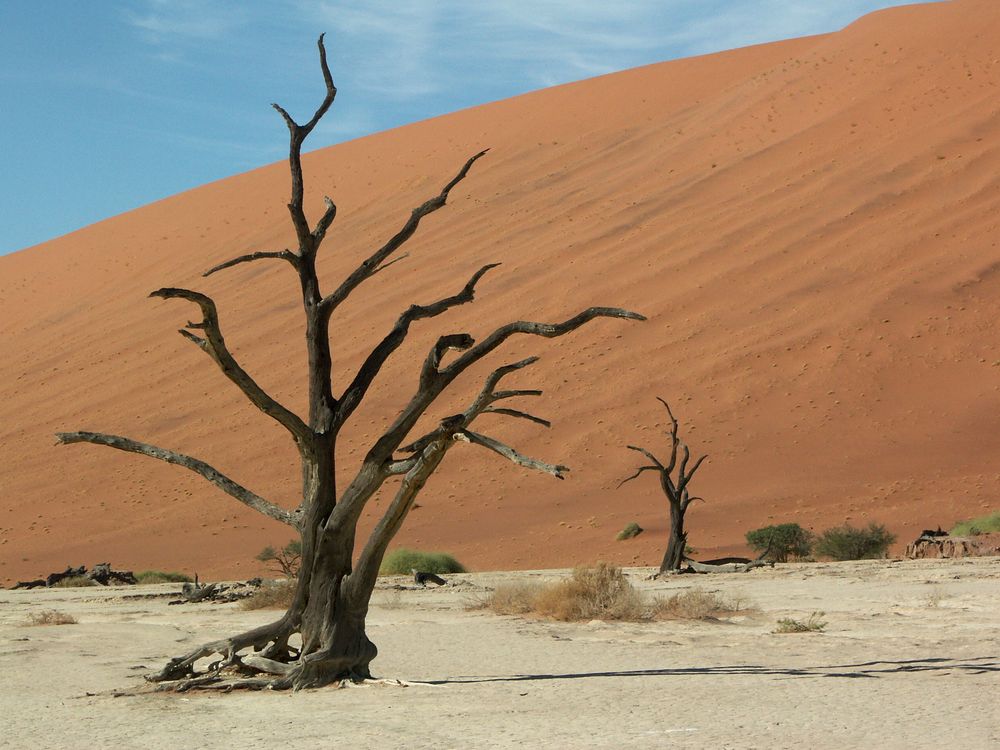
[125,0,247,46]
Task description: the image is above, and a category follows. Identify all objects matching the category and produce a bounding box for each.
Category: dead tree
[56,35,643,691]
[619,398,706,574]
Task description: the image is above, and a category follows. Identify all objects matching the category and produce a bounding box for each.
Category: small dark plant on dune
[815,523,895,560]
[616,522,643,541]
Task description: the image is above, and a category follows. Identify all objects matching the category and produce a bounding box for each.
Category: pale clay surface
[2,559,998,749]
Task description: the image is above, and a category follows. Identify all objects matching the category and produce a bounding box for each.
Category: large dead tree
[619,398,706,574]
[56,36,643,691]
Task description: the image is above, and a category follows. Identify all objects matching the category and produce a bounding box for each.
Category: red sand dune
[2,0,998,584]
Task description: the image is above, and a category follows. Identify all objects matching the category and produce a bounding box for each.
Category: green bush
[616,522,643,541]
[815,523,895,560]
[379,548,466,576]
[745,523,813,562]
[950,511,1000,536]
[135,570,193,584]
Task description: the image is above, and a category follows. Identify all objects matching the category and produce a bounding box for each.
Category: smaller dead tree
[619,398,706,574]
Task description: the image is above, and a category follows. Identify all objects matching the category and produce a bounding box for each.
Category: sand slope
[1,0,999,582]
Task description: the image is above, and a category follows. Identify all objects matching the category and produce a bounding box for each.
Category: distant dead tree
[619,398,706,574]
[57,35,643,691]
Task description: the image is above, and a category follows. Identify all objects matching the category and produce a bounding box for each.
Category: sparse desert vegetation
[950,511,1000,536]
[475,564,750,623]
[239,580,296,610]
[50,576,96,588]
[814,523,895,560]
[380,549,467,576]
[255,541,302,578]
[745,523,814,562]
[773,612,827,633]
[615,522,643,541]
[27,609,77,626]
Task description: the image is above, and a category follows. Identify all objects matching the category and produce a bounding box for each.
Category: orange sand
[1,0,998,583]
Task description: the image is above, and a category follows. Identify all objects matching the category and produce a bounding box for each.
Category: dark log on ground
[88,563,138,586]
[412,570,448,586]
[12,579,46,590]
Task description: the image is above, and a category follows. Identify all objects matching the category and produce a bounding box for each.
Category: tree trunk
[660,501,687,573]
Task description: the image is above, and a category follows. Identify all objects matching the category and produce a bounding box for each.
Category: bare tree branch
[627,444,664,470]
[443,308,646,378]
[320,150,489,316]
[312,197,337,244]
[335,263,500,428]
[56,432,297,527]
[203,250,299,278]
[617,465,660,488]
[481,407,551,427]
[491,388,543,401]
[150,287,310,443]
[454,430,568,479]
[272,34,337,252]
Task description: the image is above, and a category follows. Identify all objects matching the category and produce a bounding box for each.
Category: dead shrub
[239,580,296,610]
[28,610,77,626]
[533,563,648,621]
[653,588,749,620]
[473,581,544,615]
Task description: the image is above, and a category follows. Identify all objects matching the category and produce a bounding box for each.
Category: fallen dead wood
[169,578,263,605]
[11,563,137,589]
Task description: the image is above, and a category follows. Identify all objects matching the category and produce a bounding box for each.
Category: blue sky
[0,1,919,255]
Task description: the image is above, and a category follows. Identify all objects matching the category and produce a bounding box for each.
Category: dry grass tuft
[471,581,545,615]
[239,580,296,610]
[773,612,827,633]
[472,566,755,624]
[653,588,751,621]
[50,576,97,588]
[473,564,650,621]
[534,564,648,621]
[28,610,77,626]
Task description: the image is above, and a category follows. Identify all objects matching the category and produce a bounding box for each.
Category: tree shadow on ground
[426,656,998,685]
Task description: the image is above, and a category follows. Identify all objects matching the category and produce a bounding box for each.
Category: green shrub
[379,548,466,576]
[815,523,895,560]
[950,511,1000,536]
[745,523,813,562]
[616,522,643,541]
[135,570,193,584]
